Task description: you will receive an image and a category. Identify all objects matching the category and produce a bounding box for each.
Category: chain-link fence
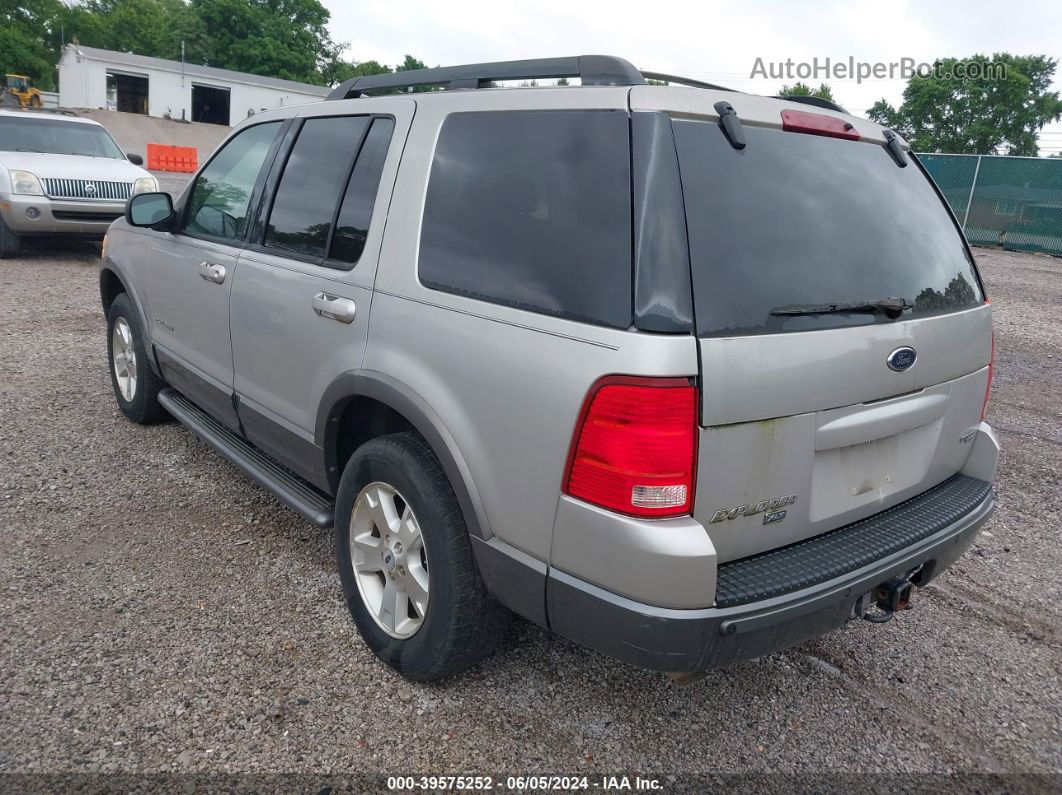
[919,153,1062,256]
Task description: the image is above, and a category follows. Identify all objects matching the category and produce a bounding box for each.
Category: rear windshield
[673,120,984,337]
[0,116,125,160]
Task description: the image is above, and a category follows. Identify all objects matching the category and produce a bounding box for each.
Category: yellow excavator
[4,74,43,108]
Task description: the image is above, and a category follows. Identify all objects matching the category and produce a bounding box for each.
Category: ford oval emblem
[887,346,917,372]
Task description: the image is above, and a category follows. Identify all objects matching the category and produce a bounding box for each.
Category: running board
[158,388,335,528]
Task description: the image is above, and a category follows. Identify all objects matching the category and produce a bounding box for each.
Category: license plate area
[810,425,939,522]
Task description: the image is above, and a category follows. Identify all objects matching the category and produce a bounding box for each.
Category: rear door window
[672,120,984,337]
[419,110,632,329]
[329,118,395,265]
[264,116,370,259]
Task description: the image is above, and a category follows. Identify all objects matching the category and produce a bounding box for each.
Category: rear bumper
[546,482,993,672]
[0,192,123,236]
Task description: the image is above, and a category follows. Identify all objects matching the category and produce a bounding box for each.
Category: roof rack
[325,56,852,116]
[327,55,645,100]
[771,94,849,114]
[641,71,735,92]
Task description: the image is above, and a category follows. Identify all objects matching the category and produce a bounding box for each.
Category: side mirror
[127,153,144,166]
[127,192,175,228]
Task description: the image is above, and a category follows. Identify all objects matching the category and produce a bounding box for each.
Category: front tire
[0,214,21,258]
[107,293,165,424]
[336,432,510,681]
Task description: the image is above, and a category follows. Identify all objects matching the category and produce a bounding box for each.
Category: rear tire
[107,293,166,424]
[29,94,42,108]
[336,432,511,681]
[0,215,21,258]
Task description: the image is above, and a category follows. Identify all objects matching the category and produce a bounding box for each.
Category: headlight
[9,170,43,196]
[132,176,158,196]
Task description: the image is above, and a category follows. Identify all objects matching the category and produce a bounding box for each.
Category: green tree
[60,0,208,63]
[778,81,836,102]
[323,58,391,85]
[2,0,428,92]
[189,0,339,84]
[867,54,1062,156]
[0,0,66,91]
[394,55,428,73]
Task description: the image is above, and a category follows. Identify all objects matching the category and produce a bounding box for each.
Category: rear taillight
[982,329,995,421]
[564,377,697,518]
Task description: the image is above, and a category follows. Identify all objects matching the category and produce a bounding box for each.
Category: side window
[184,122,281,241]
[418,110,632,329]
[264,116,370,260]
[329,118,395,265]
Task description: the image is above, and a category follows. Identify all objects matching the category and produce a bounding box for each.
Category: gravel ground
[0,240,1059,791]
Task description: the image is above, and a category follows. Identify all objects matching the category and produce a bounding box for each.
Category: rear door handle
[312,292,356,324]
[198,262,226,284]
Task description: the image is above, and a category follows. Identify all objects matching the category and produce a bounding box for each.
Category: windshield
[673,120,984,337]
[0,116,125,159]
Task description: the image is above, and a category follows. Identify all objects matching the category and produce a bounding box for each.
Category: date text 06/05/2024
[385,775,664,791]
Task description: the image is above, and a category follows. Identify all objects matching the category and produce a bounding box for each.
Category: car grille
[42,178,131,201]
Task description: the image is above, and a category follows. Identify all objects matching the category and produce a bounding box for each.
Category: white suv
[0,109,157,256]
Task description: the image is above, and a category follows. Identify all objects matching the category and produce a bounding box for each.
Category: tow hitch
[858,571,918,623]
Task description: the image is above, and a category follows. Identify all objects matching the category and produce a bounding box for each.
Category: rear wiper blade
[770,297,913,319]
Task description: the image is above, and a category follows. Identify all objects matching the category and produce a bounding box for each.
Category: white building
[58,45,329,126]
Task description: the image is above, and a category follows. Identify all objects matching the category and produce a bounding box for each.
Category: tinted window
[673,121,984,337]
[330,118,394,265]
[419,111,632,329]
[0,116,125,159]
[265,116,370,258]
[184,122,280,241]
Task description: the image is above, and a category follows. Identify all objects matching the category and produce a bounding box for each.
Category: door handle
[198,262,226,284]
[312,292,356,324]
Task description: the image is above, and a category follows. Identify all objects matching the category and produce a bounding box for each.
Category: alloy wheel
[111,317,137,402]
[349,482,430,638]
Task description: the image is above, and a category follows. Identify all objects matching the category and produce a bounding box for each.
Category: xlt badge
[709,494,798,524]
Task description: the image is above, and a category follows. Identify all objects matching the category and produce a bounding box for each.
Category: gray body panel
[102,79,1001,671]
[368,87,699,562]
[549,479,994,672]
[142,233,243,428]
[227,99,412,488]
[696,308,993,563]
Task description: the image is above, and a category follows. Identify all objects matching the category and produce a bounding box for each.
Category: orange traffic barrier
[145,143,198,173]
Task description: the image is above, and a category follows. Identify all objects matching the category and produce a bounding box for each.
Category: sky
[322,0,1062,154]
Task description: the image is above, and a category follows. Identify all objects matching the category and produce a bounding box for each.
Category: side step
[158,388,335,528]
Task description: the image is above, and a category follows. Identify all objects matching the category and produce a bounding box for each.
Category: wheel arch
[100,266,160,377]
[99,266,127,316]
[317,370,492,541]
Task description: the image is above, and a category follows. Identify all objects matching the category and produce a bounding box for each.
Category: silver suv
[100,56,999,681]
[0,109,157,256]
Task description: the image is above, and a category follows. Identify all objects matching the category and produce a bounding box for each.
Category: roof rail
[771,94,849,114]
[641,71,735,92]
[327,55,645,100]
